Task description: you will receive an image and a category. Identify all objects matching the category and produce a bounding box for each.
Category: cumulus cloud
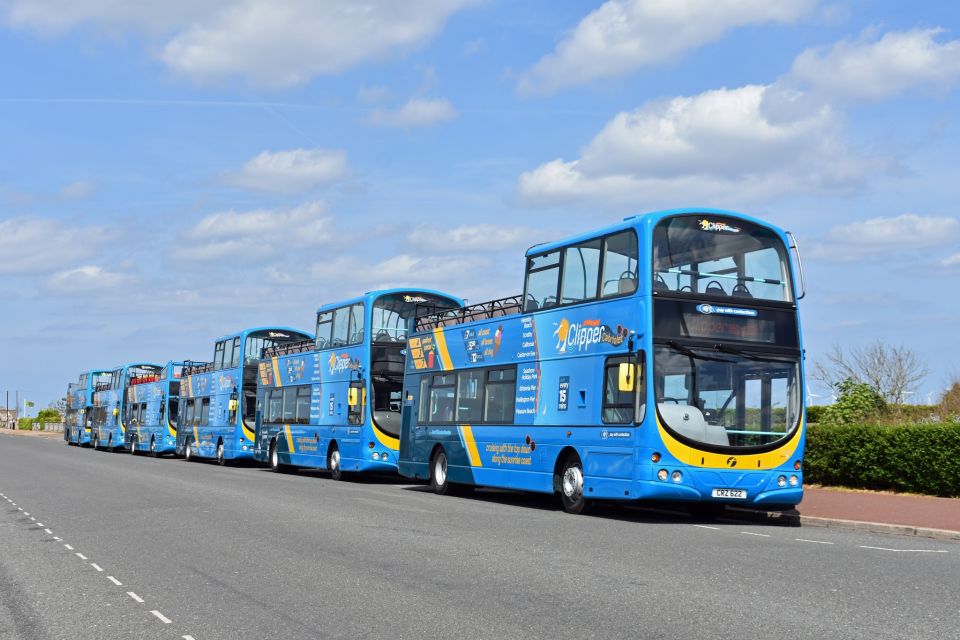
[810,214,960,262]
[368,97,457,128]
[2,1,475,87]
[177,200,333,261]
[59,180,96,200]
[517,84,878,209]
[518,0,816,95]
[45,265,132,294]
[406,224,539,252]
[222,148,348,194]
[942,254,960,267]
[777,28,960,106]
[0,216,112,275]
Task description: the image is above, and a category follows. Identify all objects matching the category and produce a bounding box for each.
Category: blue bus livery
[398,209,806,514]
[178,327,311,464]
[92,363,163,451]
[123,361,186,457]
[65,369,111,446]
[253,289,462,477]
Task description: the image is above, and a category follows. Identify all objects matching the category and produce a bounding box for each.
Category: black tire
[328,443,343,481]
[430,448,451,496]
[558,455,588,514]
[107,434,113,451]
[185,439,195,462]
[215,441,227,466]
[150,437,161,458]
[129,437,138,455]
[92,432,99,449]
[270,441,284,473]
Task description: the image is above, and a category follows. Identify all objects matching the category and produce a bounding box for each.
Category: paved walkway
[799,486,959,533]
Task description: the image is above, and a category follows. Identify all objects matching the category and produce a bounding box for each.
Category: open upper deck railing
[182,360,214,376]
[129,375,160,386]
[94,382,111,392]
[414,295,522,332]
[263,339,315,358]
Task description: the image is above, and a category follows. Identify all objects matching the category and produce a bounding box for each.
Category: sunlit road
[1,434,957,640]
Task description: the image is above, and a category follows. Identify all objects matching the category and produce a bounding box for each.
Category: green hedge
[805,422,960,497]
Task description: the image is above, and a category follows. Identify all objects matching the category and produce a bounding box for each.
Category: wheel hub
[435,456,447,486]
[562,466,583,498]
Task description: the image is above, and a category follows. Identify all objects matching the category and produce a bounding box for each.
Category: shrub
[804,422,960,497]
[806,405,828,424]
[819,379,886,425]
[17,417,34,430]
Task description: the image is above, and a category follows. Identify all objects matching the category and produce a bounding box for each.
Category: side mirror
[618,362,637,392]
[228,399,239,412]
[348,387,359,407]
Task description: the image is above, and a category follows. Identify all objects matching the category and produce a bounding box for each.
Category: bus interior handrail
[182,360,214,376]
[415,295,522,331]
[263,339,315,358]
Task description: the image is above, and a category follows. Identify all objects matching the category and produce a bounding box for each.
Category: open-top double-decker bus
[399,208,806,514]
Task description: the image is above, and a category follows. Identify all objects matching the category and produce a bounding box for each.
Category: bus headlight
[777,475,787,488]
[657,469,668,481]
[671,471,682,483]
[789,475,799,487]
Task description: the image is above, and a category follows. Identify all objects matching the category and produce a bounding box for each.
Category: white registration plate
[711,488,747,500]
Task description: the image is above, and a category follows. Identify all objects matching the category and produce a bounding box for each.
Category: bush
[804,422,960,497]
[17,417,34,430]
[820,379,886,425]
[806,405,828,424]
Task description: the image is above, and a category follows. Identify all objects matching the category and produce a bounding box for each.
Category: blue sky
[1,0,959,410]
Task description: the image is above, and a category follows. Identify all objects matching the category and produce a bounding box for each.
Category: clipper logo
[554,318,629,353]
[328,353,360,375]
[699,219,741,233]
[403,295,429,303]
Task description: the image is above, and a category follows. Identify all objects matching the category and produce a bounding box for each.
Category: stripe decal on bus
[460,425,482,467]
[284,424,294,453]
[271,357,283,388]
[432,327,454,371]
[372,424,400,451]
[655,418,803,470]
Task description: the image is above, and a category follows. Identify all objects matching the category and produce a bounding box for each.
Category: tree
[813,341,928,406]
[49,397,66,414]
[820,379,886,425]
[940,377,960,419]
[36,408,61,423]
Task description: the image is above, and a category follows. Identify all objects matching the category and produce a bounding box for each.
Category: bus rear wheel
[150,437,161,458]
[559,456,588,514]
[328,444,342,481]
[185,439,195,462]
[129,437,138,455]
[430,448,451,495]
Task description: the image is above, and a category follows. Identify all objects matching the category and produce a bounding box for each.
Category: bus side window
[484,368,516,423]
[524,251,560,312]
[417,376,430,423]
[200,397,211,426]
[316,311,333,350]
[601,230,638,298]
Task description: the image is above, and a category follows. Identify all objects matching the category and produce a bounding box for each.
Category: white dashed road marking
[741,531,770,537]
[859,545,948,553]
[127,592,144,603]
[692,524,720,530]
[90,563,103,572]
[108,576,122,586]
[75,552,87,560]
[150,610,172,624]
[796,539,834,545]
[64,544,73,550]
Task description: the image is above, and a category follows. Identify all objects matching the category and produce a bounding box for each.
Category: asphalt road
[1,434,957,640]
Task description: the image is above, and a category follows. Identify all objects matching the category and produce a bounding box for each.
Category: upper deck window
[653,215,792,303]
[315,311,333,349]
[331,303,364,348]
[524,229,638,312]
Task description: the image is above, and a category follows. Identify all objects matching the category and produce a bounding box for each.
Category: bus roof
[524,207,789,256]
[213,326,312,343]
[315,287,463,314]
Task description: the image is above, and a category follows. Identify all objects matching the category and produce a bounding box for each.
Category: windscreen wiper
[666,340,734,363]
[713,343,797,363]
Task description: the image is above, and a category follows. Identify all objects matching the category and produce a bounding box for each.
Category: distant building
[0,408,17,428]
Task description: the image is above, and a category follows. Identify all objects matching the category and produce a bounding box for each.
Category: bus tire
[558,455,588,515]
[328,443,342,481]
[185,439,195,462]
[150,437,161,458]
[430,448,451,496]
[129,437,138,455]
[269,440,284,473]
[108,434,114,451]
[215,440,228,466]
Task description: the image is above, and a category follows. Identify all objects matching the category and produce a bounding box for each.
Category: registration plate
[711,488,747,499]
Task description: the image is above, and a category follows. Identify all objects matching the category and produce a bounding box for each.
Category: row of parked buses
[63,208,808,514]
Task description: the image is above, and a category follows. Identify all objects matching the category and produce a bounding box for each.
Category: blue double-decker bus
[92,363,163,451]
[123,361,186,457]
[253,289,462,477]
[178,327,311,464]
[65,369,111,446]
[399,209,806,514]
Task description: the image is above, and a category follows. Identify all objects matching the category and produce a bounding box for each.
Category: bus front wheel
[150,437,161,458]
[559,456,588,515]
[328,444,343,481]
[185,439,195,462]
[215,440,228,466]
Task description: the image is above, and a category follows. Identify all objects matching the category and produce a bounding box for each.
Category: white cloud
[45,265,132,294]
[368,97,457,128]
[3,1,475,87]
[406,224,539,252]
[0,216,111,275]
[517,84,877,208]
[59,180,95,200]
[518,0,816,95]
[178,200,333,261]
[222,148,348,194]
[780,28,960,105]
[810,214,960,263]
[942,254,960,268]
